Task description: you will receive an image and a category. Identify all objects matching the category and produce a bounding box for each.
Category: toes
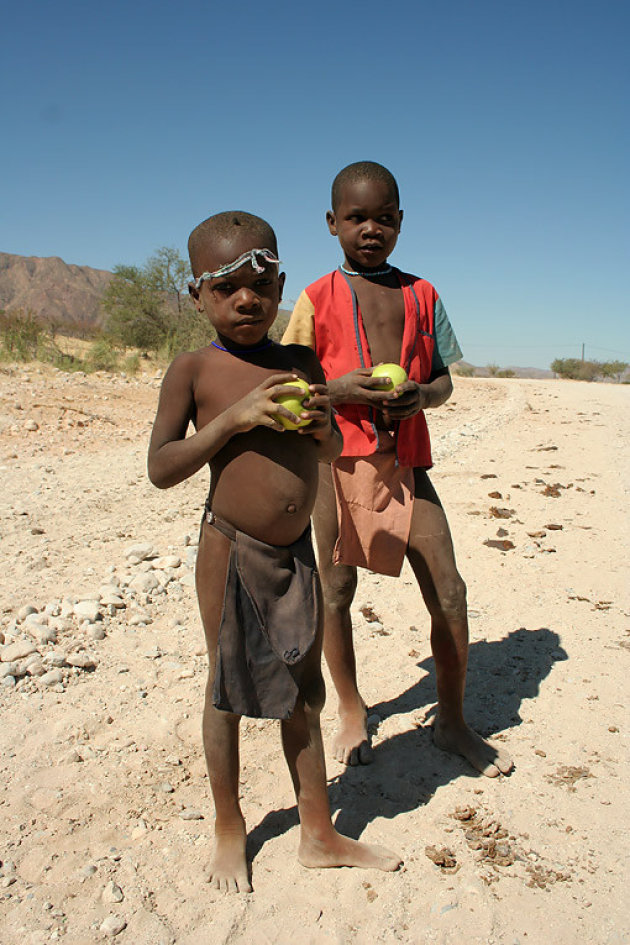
[236,875,252,893]
[481,761,501,778]
[358,741,374,765]
[496,753,514,775]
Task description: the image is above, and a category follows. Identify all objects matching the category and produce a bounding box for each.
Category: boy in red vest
[283,162,513,778]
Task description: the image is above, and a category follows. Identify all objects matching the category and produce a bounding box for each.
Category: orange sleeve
[281,290,315,349]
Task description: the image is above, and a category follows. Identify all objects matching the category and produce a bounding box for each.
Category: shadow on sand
[246,625,567,860]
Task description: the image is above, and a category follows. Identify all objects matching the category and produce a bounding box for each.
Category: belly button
[287,503,297,514]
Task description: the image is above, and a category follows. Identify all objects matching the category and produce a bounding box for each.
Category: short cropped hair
[331,162,400,211]
[188,211,278,277]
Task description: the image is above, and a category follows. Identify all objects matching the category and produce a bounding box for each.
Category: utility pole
[581,343,585,362]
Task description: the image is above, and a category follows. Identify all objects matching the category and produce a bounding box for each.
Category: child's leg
[281,635,401,871]
[312,464,372,766]
[196,522,251,893]
[406,470,513,778]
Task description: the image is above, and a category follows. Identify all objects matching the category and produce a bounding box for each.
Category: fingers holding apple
[273,377,314,430]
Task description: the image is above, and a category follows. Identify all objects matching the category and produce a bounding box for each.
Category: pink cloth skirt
[331,433,414,577]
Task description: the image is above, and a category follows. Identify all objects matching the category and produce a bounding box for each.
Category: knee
[436,574,467,620]
[320,565,357,612]
[300,672,326,716]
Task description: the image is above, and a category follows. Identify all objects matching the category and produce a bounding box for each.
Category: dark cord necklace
[211,339,274,354]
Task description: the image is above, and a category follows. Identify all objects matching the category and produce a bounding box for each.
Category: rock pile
[0,535,198,696]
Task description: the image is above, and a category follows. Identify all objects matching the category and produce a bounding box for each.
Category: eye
[212,281,233,295]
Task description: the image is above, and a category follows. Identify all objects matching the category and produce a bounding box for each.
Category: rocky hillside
[0,252,113,328]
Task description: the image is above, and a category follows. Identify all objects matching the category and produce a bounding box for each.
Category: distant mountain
[0,252,113,328]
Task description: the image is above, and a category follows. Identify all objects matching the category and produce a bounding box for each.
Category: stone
[1,640,37,662]
[179,808,204,820]
[18,605,38,620]
[66,652,98,671]
[125,542,156,562]
[25,657,46,677]
[43,651,67,667]
[153,555,181,570]
[129,572,161,594]
[73,600,102,622]
[100,915,127,936]
[24,612,48,627]
[40,668,64,687]
[29,625,58,646]
[100,593,125,608]
[102,881,124,903]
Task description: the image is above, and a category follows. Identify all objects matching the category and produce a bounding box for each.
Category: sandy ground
[0,365,628,945]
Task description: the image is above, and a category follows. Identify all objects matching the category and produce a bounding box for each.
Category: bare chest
[351,280,406,365]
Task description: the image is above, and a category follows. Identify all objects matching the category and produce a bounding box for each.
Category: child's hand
[380,381,430,422]
[329,368,403,407]
[297,383,333,439]
[229,373,309,433]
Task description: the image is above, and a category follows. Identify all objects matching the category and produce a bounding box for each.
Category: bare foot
[299,829,402,872]
[333,698,374,766]
[206,824,252,893]
[433,716,514,778]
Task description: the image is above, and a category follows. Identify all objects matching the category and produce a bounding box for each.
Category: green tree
[101,249,208,354]
[145,246,191,314]
[102,264,169,351]
[600,360,628,382]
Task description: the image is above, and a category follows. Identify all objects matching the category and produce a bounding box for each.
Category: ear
[188,281,204,313]
[278,271,286,301]
[326,210,337,236]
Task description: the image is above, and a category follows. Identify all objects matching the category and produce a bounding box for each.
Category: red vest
[305,268,437,467]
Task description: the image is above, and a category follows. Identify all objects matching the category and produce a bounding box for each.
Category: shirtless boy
[148,210,401,893]
[283,163,513,778]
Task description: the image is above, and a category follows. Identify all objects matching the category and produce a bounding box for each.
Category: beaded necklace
[211,339,274,354]
[340,263,393,278]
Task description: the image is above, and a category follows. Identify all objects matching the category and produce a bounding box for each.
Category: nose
[235,286,261,312]
[362,218,382,237]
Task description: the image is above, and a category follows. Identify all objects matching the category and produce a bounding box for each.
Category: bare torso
[192,343,320,545]
[350,275,406,431]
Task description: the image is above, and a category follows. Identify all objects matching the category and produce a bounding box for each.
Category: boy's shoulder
[161,345,216,385]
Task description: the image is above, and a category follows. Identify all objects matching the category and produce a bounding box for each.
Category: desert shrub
[453,362,474,377]
[87,338,121,372]
[486,363,499,376]
[550,358,623,382]
[497,369,515,378]
[123,353,141,374]
[0,309,46,361]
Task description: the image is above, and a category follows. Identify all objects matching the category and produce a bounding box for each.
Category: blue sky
[1,0,628,369]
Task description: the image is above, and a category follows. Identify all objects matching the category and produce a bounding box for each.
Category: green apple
[274,377,313,430]
[371,363,408,392]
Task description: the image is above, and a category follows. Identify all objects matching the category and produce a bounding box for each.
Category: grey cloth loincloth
[203,505,320,720]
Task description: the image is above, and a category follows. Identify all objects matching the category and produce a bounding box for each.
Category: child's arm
[148,354,307,489]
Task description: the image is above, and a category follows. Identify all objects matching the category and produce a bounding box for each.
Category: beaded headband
[193,248,281,289]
